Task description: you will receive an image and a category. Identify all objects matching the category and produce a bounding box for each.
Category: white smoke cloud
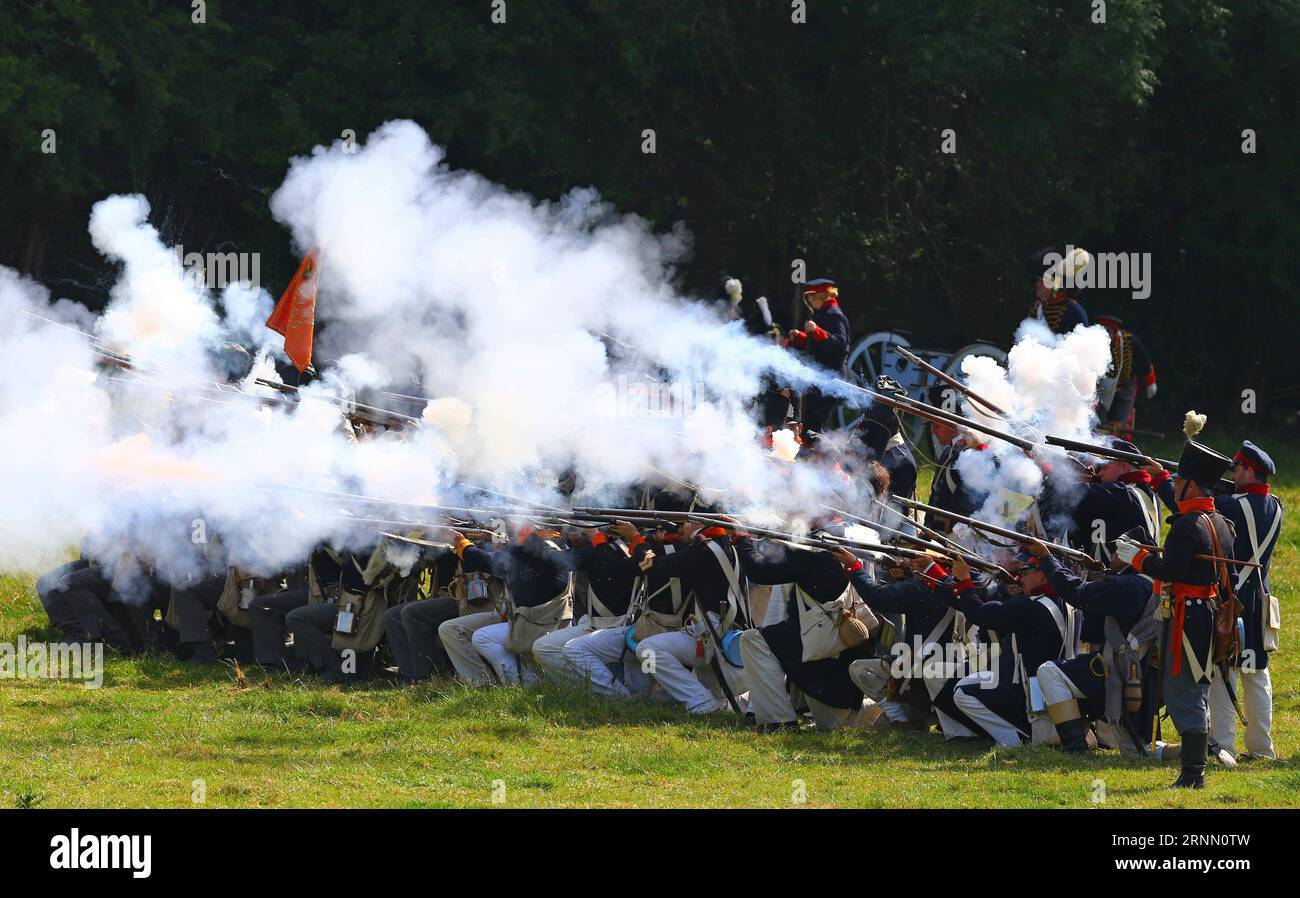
[0,120,869,588]
[953,318,1115,538]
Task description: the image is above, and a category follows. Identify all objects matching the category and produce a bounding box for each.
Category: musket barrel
[892,495,1097,567]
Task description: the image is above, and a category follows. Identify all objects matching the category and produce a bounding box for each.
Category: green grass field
[2,434,1297,808]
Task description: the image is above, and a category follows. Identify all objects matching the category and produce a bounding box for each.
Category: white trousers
[636,625,747,714]
[954,670,1025,747]
[471,621,539,686]
[1209,665,1275,759]
[531,615,589,682]
[437,611,501,686]
[740,628,798,724]
[740,628,865,730]
[563,624,649,698]
[1036,660,1084,705]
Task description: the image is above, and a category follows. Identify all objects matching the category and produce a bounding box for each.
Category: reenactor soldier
[735,531,878,732]
[632,521,750,714]
[569,517,688,699]
[445,524,574,686]
[248,548,336,672]
[283,547,373,683]
[1094,314,1157,439]
[35,543,94,644]
[1030,542,1158,755]
[1068,439,1162,565]
[926,386,989,534]
[1115,417,1236,788]
[855,400,917,500]
[843,554,976,736]
[949,553,1073,747]
[1027,246,1090,334]
[784,278,851,434]
[382,548,463,683]
[1209,440,1282,761]
[531,523,644,682]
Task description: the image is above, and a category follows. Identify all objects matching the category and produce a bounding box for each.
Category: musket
[894,346,1010,420]
[574,506,733,521]
[261,484,560,526]
[892,495,1101,568]
[839,377,1197,480]
[253,378,421,429]
[821,503,1015,581]
[331,515,496,538]
[1131,544,1260,568]
[839,379,1042,452]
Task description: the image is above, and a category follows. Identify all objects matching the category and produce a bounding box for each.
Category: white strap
[704,539,746,631]
[1035,596,1073,660]
[923,607,956,649]
[1235,496,1281,593]
[1135,485,1159,545]
[644,543,684,612]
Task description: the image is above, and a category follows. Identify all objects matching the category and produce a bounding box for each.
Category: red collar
[1240,483,1271,496]
[820,298,839,309]
[1028,585,1057,598]
[1177,496,1217,514]
[1118,470,1152,485]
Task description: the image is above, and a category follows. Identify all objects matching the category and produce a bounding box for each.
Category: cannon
[835,329,1007,453]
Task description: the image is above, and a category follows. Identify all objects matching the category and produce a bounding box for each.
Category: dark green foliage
[1,1,1296,418]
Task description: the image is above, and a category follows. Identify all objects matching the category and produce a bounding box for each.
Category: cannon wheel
[835,331,912,431]
[927,341,1010,457]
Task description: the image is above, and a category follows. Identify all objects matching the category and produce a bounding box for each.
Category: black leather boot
[1047,700,1091,754]
[1172,731,1208,789]
[1055,718,1092,754]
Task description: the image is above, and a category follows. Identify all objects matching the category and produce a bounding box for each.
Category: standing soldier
[1115,415,1236,788]
[1094,314,1157,440]
[784,278,850,435]
[1027,246,1090,334]
[1209,441,1282,762]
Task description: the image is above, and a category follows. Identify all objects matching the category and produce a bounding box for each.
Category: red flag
[266,248,319,372]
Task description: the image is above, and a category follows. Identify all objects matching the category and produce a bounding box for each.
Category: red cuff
[590,533,608,546]
[955,578,975,593]
[809,324,829,342]
[845,560,864,573]
[927,563,947,580]
[629,534,645,550]
[789,330,807,348]
[1150,469,1171,488]
[1143,369,1157,387]
[1132,548,1149,572]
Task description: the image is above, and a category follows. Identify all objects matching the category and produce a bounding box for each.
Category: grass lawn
[2,432,1297,809]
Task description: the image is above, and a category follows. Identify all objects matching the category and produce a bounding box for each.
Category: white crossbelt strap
[705,539,746,631]
[644,543,684,613]
[1135,486,1159,545]
[1235,495,1281,593]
